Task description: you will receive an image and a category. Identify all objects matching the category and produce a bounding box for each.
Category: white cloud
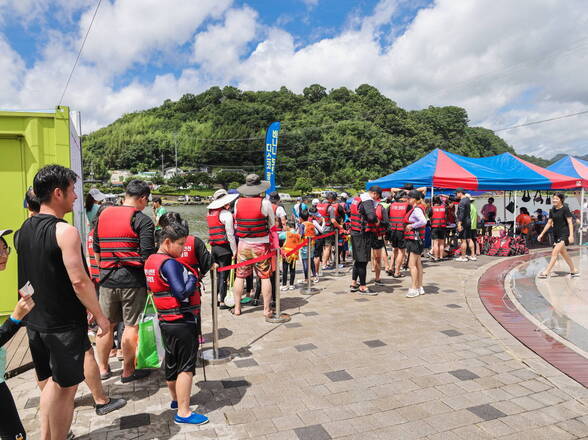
[0,35,25,104]
[193,6,258,76]
[80,0,232,74]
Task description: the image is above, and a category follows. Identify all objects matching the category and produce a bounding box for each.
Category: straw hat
[207,189,239,210]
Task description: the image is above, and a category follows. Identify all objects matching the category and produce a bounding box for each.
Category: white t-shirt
[219,209,237,254]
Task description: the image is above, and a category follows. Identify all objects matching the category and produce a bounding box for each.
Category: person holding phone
[0,229,35,440]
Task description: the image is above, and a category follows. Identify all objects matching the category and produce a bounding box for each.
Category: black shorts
[323,232,335,246]
[0,382,26,440]
[389,230,405,249]
[313,238,324,258]
[405,239,424,255]
[28,326,90,387]
[553,236,569,246]
[160,321,199,381]
[458,229,475,240]
[351,233,372,263]
[372,238,385,250]
[431,228,446,240]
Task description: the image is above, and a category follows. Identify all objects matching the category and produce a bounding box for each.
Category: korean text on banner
[264,121,281,194]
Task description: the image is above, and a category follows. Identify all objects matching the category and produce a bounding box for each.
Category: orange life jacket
[96,206,142,269]
[301,221,316,238]
[431,205,447,228]
[144,253,200,322]
[207,209,229,246]
[235,198,269,238]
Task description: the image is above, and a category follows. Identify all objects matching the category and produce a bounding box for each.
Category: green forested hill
[84,84,519,188]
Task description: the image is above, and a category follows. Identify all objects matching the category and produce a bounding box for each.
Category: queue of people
[2,165,583,439]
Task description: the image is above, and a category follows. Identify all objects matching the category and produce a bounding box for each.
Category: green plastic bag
[136,294,164,369]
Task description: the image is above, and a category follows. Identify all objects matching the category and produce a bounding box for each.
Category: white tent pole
[514,190,518,231]
[581,187,585,247]
[431,186,434,200]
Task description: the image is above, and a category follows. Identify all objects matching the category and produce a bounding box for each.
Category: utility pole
[161,150,164,176]
[174,132,178,170]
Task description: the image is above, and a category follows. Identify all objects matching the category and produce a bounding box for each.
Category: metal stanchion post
[266,247,291,323]
[331,230,346,277]
[199,267,231,364]
[301,238,320,295]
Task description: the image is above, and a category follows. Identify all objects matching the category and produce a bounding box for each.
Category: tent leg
[581,188,585,247]
[513,190,517,235]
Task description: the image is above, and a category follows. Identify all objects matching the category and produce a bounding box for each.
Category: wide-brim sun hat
[207,189,239,210]
[89,188,107,202]
[237,174,271,196]
[0,229,13,238]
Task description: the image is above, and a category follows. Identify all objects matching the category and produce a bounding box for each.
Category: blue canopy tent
[367,149,582,191]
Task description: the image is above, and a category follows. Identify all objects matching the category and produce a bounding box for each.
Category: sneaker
[467,255,478,261]
[358,288,377,296]
[338,264,345,269]
[419,287,425,295]
[406,289,420,298]
[120,369,151,384]
[312,277,319,283]
[288,285,296,290]
[100,370,112,381]
[171,400,178,409]
[454,256,469,262]
[174,412,209,425]
[95,397,127,416]
[280,285,288,291]
[350,285,359,292]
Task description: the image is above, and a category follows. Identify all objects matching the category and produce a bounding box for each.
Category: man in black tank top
[17,165,110,440]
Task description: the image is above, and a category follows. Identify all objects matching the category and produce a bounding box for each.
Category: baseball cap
[0,229,13,238]
[407,190,421,200]
[368,186,383,196]
[455,187,465,194]
[312,198,320,206]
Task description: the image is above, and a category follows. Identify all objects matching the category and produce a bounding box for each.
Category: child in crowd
[299,210,322,283]
[279,222,303,290]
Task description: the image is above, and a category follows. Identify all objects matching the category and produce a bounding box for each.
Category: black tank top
[17,214,87,332]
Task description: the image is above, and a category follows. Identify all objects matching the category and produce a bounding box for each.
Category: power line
[493,109,588,132]
[58,0,102,106]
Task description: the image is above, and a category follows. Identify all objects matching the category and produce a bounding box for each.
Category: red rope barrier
[281,239,309,257]
[217,250,276,272]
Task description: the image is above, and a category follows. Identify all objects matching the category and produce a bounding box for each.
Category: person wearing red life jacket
[430,196,447,261]
[404,190,427,298]
[387,191,410,278]
[318,192,345,269]
[93,180,155,383]
[144,214,209,426]
[232,174,275,319]
[205,189,238,309]
[370,187,388,286]
[349,188,380,295]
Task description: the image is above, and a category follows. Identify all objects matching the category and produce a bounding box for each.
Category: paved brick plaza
[8,254,588,439]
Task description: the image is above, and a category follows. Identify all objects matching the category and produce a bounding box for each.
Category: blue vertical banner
[264,121,280,193]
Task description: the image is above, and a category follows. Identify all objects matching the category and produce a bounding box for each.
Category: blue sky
[1,0,587,157]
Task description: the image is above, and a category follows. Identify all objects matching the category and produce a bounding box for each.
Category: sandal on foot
[570,271,580,278]
[537,272,550,279]
[230,308,241,316]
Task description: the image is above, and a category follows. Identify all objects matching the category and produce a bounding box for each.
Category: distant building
[164,167,184,180]
[110,170,132,186]
[137,171,158,180]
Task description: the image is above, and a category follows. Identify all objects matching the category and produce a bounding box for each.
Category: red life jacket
[235,197,269,238]
[207,209,229,246]
[272,203,285,231]
[177,235,200,276]
[431,205,447,228]
[96,206,142,269]
[404,206,426,241]
[349,197,362,232]
[316,203,332,227]
[389,202,409,231]
[144,253,200,322]
[374,203,387,237]
[86,229,100,282]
